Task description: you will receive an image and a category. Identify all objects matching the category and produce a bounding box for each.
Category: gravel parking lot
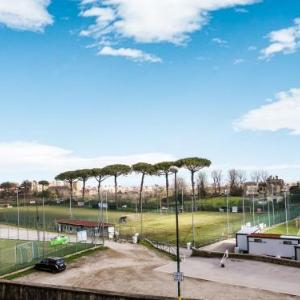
[16,240,300,300]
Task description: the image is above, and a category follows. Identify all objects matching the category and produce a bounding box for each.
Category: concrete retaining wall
[192,248,300,268]
[0,280,195,300]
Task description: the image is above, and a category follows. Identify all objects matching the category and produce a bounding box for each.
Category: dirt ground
[16,240,300,300]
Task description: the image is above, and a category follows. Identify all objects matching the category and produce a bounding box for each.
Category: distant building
[259,176,285,195]
[243,182,259,196]
[57,219,115,239]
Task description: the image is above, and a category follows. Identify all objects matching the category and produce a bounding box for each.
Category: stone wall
[0,280,196,300]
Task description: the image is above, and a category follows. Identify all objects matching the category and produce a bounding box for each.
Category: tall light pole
[225,189,230,238]
[140,191,143,239]
[267,194,271,227]
[252,191,255,226]
[242,193,245,225]
[271,184,275,225]
[284,185,289,235]
[181,187,184,212]
[170,167,182,300]
[100,191,105,246]
[16,188,20,240]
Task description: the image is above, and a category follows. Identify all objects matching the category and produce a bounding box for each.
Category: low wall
[192,248,300,268]
[0,280,196,300]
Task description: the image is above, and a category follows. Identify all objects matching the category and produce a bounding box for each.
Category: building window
[254,238,262,243]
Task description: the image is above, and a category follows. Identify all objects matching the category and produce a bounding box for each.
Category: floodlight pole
[271,185,275,224]
[226,190,230,238]
[252,191,255,226]
[105,191,108,223]
[173,168,181,300]
[242,193,245,225]
[284,187,288,235]
[16,189,20,240]
[101,192,105,246]
[140,191,143,239]
[181,187,184,212]
[267,195,271,227]
[42,187,46,257]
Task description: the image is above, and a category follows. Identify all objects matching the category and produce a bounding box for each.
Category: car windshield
[56,259,64,264]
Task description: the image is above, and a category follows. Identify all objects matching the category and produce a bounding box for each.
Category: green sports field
[0,205,254,247]
[265,219,300,236]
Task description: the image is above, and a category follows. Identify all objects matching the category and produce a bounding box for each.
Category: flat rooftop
[57,219,114,228]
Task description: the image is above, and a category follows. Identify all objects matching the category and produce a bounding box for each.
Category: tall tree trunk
[70,180,73,201]
[166,173,169,209]
[139,173,145,208]
[69,180,73,219]
[114,175,118,209]
[97,179,101,202]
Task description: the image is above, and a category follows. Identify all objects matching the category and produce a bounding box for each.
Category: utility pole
[242,193,245,225]
[181,187,184,212]
[267,194,271,227]
[172,167,182,300]
[42,193,46,257]
[16,188,20,240]
[252,191,255,226]
[226,190,230,238]
[140,192,143,239]
[284,186,289,235]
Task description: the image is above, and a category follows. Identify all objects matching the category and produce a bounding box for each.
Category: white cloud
[98,46,162,62]
[234,88,300,135]
[233,58,244,64]
[80,0,259,61]
[0,0,53,32]
[0,141,175,182]
[212,37,228,45]
[260,18,300,59]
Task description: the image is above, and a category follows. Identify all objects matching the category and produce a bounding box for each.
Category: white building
[236,226,260,252]
[236,231,300,260]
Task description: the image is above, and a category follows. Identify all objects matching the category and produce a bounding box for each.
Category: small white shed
[236,226,259,252]
[248,234,300,259]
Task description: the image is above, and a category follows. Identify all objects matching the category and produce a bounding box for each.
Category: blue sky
[0,0,300,184]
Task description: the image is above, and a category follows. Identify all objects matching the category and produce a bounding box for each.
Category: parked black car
[35,257,66,273]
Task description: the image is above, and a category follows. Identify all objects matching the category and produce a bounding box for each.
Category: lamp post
[271,185,275,225]
[225,189,230,238]
[252,191,255,226]
[170,166,182,300]
[16,188,20,240]
[267,194,271,227]
[284,185,289,235]
[242,192,245,225]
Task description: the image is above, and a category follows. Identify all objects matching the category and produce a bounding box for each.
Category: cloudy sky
[0,0,300,185]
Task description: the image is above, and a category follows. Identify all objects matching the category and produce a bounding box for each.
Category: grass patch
[265,219,300,235]
[0,205,258,247]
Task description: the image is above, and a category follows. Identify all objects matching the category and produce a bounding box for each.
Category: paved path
[156,256,300,297]
[200,238,236,252]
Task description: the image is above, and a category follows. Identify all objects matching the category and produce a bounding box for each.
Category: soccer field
[266,219,300,236]
[0,206,252,247]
